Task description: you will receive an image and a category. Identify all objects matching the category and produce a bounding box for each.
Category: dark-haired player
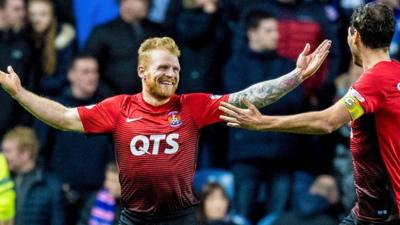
[220,3,400,225]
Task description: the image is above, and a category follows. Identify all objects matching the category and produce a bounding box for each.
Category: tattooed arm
[228,40,331,108]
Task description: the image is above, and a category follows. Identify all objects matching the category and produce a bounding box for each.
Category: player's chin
[158,88,176,98]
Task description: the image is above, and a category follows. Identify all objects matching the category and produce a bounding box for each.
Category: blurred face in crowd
[28,0,53,34]
[120,0,149,23]
[2,138,28,173]
[204,187,229,220]
[310,175,339,204]
[4,0,26,31]
[248,18,279,52]
[68,58,99,99]
[104,169,121,198]
[138,49,180,101]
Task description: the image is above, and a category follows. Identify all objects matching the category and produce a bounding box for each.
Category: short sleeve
[77,95,124,134]
[184,93,229,129]
[351,72,387,113]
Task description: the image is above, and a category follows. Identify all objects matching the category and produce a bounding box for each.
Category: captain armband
[339,94,365,120]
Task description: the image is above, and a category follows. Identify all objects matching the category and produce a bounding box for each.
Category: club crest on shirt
[167,111,183,127]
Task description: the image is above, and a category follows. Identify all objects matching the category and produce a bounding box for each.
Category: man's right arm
[0,66,84,132]
[219,99,351,135]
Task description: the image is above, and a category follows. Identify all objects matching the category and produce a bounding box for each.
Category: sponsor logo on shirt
[130,133,179,156]
[126,117,142,123]
[167,111,182,127]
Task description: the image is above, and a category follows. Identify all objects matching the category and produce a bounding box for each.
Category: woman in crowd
[26,0,75,96]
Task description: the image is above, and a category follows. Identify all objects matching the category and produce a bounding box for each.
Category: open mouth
[159,80,176,86]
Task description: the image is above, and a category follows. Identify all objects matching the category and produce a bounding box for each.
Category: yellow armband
[339,94,365,120]
[0,154,15,221]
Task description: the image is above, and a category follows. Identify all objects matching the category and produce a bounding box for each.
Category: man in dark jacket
[223,10,304,222]
[34,55,114,225]
[84,0,165,96]
[2,126,65,225]
[0,0,33,138]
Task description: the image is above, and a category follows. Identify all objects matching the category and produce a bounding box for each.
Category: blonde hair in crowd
[3,126,39,161]
[138,37,181,68]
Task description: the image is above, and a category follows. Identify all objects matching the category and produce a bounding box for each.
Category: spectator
[1,126,65,225]
[243,0,341,110]
[0,0,33,138]
[26,0,75,97]
[177,0,232,94]
[176,0,234,168]
[259,172,339,225]
[0,153,15,225]
[2,0,25,33]
[223,9,303,222]
[77,162,121,225]
[262,0,342,175]
[197,182,249,225]
[34,55,114,225]
[85,0,165,96]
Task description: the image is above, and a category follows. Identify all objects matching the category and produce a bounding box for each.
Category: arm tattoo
[228,69,302,108]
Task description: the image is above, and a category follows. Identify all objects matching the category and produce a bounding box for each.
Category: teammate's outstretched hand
[0,66,22,98]
[296,40,331,81]
[219,98,263,130]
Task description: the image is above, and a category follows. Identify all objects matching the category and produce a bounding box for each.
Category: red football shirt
[77,93,229,214]
[349,61,400,221]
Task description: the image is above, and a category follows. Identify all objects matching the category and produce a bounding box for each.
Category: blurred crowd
[0,0,399,225]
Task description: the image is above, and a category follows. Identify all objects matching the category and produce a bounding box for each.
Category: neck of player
[142,90,171,107]
[361,47,391,71]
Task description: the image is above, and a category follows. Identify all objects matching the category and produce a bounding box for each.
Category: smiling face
[138,49,180,101]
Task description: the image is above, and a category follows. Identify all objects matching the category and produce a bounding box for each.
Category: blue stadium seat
[193,168,234,200]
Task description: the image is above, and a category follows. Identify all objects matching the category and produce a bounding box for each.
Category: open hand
[219,98,263,130]
[0,66,22,98]
[296,40,331,81]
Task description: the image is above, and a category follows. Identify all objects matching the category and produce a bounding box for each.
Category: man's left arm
[220,99,351,135]
[228,40,331,108]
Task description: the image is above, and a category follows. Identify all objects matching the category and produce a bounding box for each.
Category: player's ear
[353,29,361,46]
[138,65,145,79]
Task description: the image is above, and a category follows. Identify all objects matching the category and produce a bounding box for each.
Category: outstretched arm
[0,66,83,132]
[228,40,331,108]
[219,98,351,134]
